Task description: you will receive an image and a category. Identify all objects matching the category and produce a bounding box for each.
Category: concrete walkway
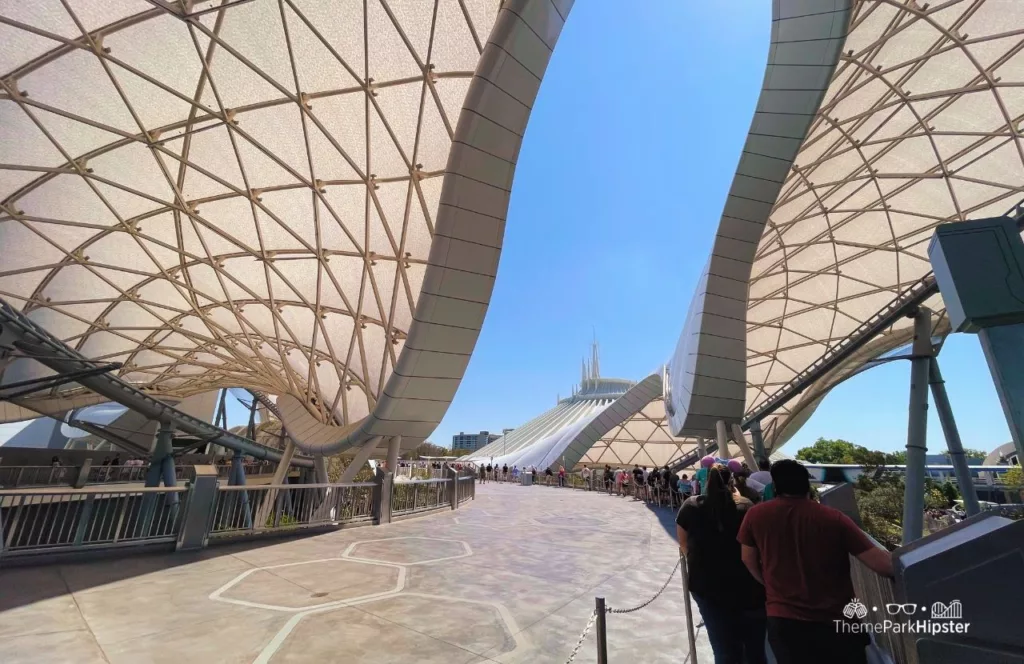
[0,482,711,663]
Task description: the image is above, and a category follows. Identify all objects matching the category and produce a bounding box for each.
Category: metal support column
[228,451,251,528]
[903,308,932,545]
[255,441,295,528]
[749,418,766,462]
[340,436,382,483]
[696,437,706,459]
[929,357,982,516]
[978,323,1024,466]
[731,422,757,469]
[228,453,246,486]
[386,435,401,473]
[715,420,730,460]
[313,456,329,484]
[145,420,175,487]
[142,420,177,532]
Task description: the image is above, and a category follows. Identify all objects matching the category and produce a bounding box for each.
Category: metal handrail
[209,482,375,538]
[392,477,450,515]
[0,486,188,557]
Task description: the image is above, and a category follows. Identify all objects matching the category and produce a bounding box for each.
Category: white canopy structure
[580,395,700,470]
[668,0,1024,451]
[0,0,573,457]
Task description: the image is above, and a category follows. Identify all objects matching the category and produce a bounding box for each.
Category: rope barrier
[606,556,682,614]
[564,609,598,663]
[563,556,701,664]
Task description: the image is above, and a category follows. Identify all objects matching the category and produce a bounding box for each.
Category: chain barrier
[606,556,682,614]
[564,609,598,664]
[563,557,687,664]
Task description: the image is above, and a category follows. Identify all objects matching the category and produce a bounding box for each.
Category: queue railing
[0,466,76,489]
[850,538,910,664]
[0,469,477,565]
[392,478,450,516]
[208,482,375,539]
[0,486,187,559]
[457,476,475,503]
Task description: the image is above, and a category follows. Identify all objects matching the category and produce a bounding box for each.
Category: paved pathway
[0,482,712,663]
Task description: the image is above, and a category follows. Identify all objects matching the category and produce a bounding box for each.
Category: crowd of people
[475,463,569,486]
[468,454,898,663]
[676,457,895,664]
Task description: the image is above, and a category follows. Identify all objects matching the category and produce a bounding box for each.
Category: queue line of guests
[677,458,895,664]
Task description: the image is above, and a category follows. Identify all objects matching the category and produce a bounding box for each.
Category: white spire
[591,333,600,379]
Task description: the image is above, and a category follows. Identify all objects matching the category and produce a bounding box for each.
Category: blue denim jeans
[692,593,768,664]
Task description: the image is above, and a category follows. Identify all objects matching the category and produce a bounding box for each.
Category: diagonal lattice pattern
[580,396,700,469]
[0,0,499,425]
[747,0,1024,440]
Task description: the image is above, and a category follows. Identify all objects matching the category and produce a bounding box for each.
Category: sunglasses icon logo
[886,604,919,615]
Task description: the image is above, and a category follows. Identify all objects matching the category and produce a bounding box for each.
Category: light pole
[502,428,513,457]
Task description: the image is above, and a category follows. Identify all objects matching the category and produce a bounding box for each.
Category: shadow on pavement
[0,529,346,613]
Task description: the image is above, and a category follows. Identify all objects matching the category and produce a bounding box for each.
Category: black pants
[692,594,767,664]
[767,617,868,664]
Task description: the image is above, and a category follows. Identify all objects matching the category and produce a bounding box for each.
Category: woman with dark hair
[677,465,766,664]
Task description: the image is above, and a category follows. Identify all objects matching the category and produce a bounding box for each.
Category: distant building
[452,431,500,452]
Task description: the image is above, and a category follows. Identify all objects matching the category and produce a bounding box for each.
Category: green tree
[936,448,987,464]
[406,442,451,459]
[795,438,903,466]
[939,480,960,507]
[1002,466,1024,503]
[795,438,863,463]
[853,471,951,549]
[884,450,907,464]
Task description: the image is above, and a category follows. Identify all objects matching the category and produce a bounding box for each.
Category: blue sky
[429,1,1012,457]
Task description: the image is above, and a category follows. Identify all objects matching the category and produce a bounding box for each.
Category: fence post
[73,494,96,546]
[679,556,698,663]
[449,467,458,510]
[176,466,219,551]
[373,469,393,524]
[595,597,608,664]
[73,459,92,489]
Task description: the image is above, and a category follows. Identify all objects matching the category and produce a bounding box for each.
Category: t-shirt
[632,468,643,483]
[676,495,764,609]
[737,497,875,621]
[693,467,709,494]
[677,479,691,493]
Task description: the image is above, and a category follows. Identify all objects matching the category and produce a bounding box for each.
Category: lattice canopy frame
[748,0,1024,445]
[0,0,573,450]
[579,396,701,470]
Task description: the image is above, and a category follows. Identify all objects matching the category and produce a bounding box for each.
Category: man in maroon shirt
[737,460,894,664]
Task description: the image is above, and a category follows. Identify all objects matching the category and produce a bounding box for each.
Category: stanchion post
[595,597,608,664]
[679,556,698,663]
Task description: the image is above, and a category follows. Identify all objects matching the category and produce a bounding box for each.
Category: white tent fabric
[746,0,1024,447]
[580,396,701,470]
[0,0,499,424]
[0,0,574,453]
